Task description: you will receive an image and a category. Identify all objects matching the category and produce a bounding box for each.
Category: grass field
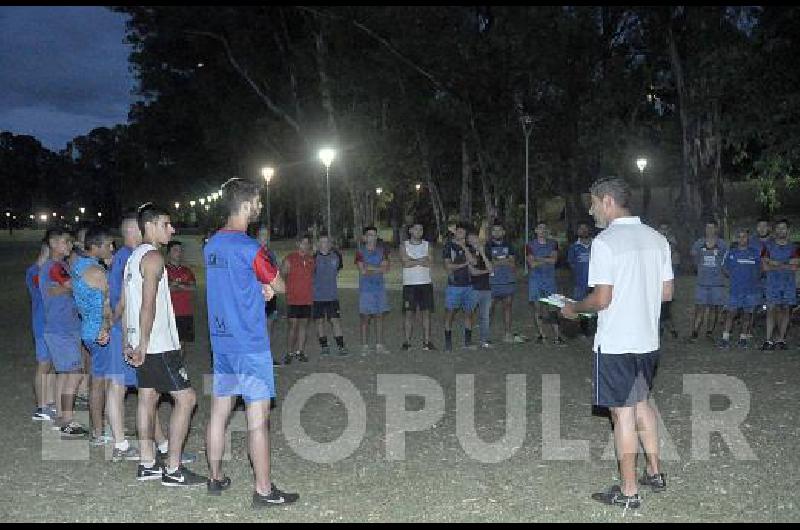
[0,229,798,522]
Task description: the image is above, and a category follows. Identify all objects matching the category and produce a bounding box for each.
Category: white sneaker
[375,344,390,355]
[480,341,494,349]
[360,344,371,357]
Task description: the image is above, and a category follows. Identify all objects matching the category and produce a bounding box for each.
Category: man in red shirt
[281,234,315,364]
[166,241,196,349]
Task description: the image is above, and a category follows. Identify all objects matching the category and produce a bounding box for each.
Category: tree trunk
[460,135,472,223]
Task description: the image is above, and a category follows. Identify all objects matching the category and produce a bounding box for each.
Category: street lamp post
[261,166,275,230]
[636,157,648,218]
[319,148,335,238]
[521,115,534,274]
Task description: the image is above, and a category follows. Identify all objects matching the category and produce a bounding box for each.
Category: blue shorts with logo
[491,283,516,299]
[34,335,51,364]
[727,291,760,311]
[85,340,112,379]
[528,276,557,302]
[695,285,726,306]
[573,284,591,302]
[213,351,275,403]
[359,290,389,315]
[766,282,797,306]
[445,285,477,311]
[108,324,138,387]
[44,332,82,373]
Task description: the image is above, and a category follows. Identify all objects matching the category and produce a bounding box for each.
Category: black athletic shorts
[593,349,660,408]
[313,300,341,320]
[287,304,313,319]
[402,284,435,312]
[175,315,195,343]
[136,350,192,393]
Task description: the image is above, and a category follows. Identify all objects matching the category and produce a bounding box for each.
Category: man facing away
[562,176,673,510]
[204,178,298,507]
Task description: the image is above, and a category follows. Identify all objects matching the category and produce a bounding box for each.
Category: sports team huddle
[22,175,799,512]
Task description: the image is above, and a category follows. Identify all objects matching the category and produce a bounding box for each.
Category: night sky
[0,6,134,152]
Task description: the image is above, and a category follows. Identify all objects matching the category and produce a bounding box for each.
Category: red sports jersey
[166,263,196,316]
[285,251,315,305]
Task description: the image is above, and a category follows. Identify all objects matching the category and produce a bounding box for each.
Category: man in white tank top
[123,203,206,487]
[400,223,436,350]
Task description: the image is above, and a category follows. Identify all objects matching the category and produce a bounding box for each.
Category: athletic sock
[464,329,473,346]
[114,439,130,451]
[141,460,156,468]
[319,336,329,348]
[722,332,730,341]
[157,440,169,454]
[335,336,345,348]
[166,465,179,475]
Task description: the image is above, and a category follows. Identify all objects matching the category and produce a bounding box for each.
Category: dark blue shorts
[593,349,660,408]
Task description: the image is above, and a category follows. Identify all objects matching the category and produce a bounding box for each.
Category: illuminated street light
[97,212,102,218]
[415,183,421,192]
[199,198,206,206]
[376,187,383,195]
[174,202,180,210]
[40,214,48,222]
[204,204,210,211]
[75,216,79,223]
[190,200,196,207]
[79,207,85,214]
[52,212,57,217]
[318,148,336,237]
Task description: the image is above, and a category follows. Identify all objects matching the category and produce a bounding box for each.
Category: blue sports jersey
[71,256,106,343]
[109,245,133,311]
[356,245,388,293]
[762,240,800,288]
[25,264,45,338]
[724,245,761,295]
[486,240,516,286]
[691,238,728,287]
[567,240,592,292]
[313,250,342,302]
[748,234,771,254]
[526,239,558,280]
[442,241,473,287]
[39,259,81,335]
[205,230,279,355]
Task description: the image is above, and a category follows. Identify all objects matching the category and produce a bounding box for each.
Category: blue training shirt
[762,240,800,288]
[205,230,279,355]
[691,238,728,287]
[567,240,592,291]
[724,245,761,295]
[71,255,106,343]
[356,245,388,293]
[313,250,342,302]
[39,258,81,335]
[25,264,45,338]
[109,245,133,311]
[526,238,558,280]
[486,240,517,286]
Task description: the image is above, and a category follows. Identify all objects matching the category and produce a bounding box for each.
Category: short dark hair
[84,225,112,250]
[166,240,183,253]
[363,226,378,235]
[756,217,771,224]
[491,220,505,229]
[137,202,169,236]
[455,222,471,232]
[44,228,68,245]
[577,221,591,228]
[221,178,261,217]
[704,219,718,227]
[775,218,790,227]
[318,232,330,239]
[589,176,631,208]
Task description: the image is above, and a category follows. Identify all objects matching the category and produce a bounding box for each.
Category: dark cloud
[0,7,135,151]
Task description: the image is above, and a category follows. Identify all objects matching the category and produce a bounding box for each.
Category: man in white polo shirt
[562,177,673,510]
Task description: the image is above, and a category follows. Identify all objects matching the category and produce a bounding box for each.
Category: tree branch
[185,29,302,134]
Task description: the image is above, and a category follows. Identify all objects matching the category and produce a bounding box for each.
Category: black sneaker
[253,483,300,508]
[535,335,546,344]
[136,462,163,481]
[336,346,350,356]
[591,484,642,509]
[282,353,293,365]
[207,476,232,496]
[736,338,749,349]
[775,341,788,351]
[273,358,283,367]
[60,421,90,438]
[760,341,775,351]
[422,341,438,351]
[717,338,731,349]
[320,346,332,356]
[639,471,667,493]
[162,465,207,487]
[295,352,309,363]
[553,336,566,346]
[401,342,411,351]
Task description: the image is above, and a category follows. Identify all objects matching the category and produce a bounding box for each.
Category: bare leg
[376,315,384,345]
[246,399,272,495]
[206,395,236,481]
[634,400,660,476]
[360,315,369,345]
[766,306,777,342]
[610,406,639,496]
[534,303,547,339]
[332,318,343,338]
[777,306,792,342]
[504,298,513,336]
[90,376,107,437]
[403,309,413,343]
[137,388,160,464]
[105,381,127,444]
[297,318,309,353]
[60,371,83,424]
[166,388,197,470]
[34,361,53,409]
[422,309,431,344]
